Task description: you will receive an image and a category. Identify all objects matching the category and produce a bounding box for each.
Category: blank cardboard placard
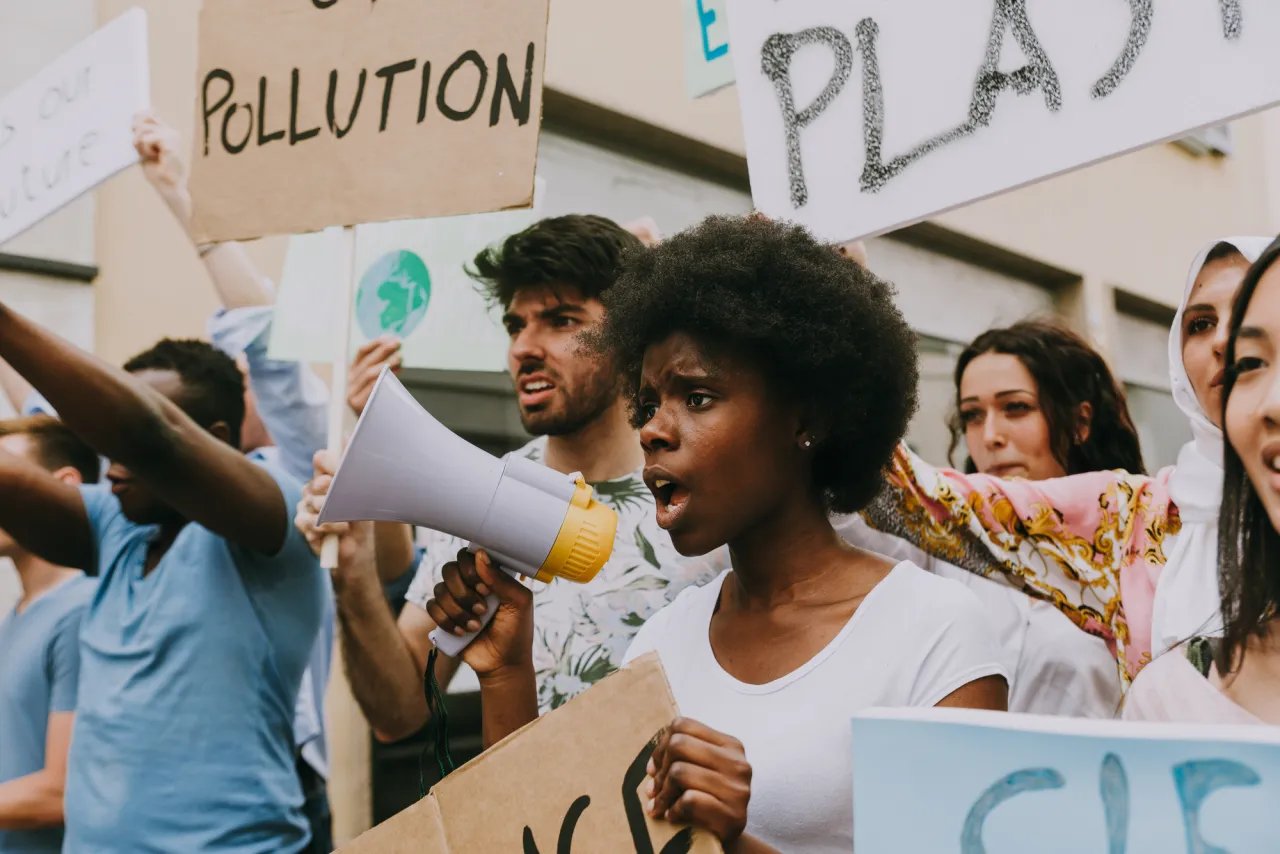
[0,8,149,247]
[684,0,736,98]
[188,0,549,244]
[268,178,545,370]
[338,654,721,854]
[727,0,1280,242]
[853,707,1280,853]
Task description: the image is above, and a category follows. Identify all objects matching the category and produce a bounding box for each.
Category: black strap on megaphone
[419,647,457,797]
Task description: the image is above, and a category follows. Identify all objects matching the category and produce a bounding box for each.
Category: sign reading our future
[0,9,149,247]
[188,0,550,244]
[853,707,1280,853]
[727,0,1280,242]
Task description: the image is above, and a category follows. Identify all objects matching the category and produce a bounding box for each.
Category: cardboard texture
[339,654,721,854]
[0,8,149,247]
[853,707,1280,852]
[188,0,549,244]
[728,0,1280,242]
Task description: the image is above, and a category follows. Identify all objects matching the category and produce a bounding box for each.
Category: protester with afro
[425,215,1008,853]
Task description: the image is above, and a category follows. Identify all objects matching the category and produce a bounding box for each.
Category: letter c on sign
[961,768,1065,854]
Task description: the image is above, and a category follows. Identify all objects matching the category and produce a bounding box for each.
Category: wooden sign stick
[321,224,358,570]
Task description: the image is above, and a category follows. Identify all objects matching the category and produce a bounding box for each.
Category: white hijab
[1149,237,1273,656]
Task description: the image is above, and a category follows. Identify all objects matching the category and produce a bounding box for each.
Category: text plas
[0,9,149,247]
[189,0,550,243]
[853,707,1280,853]
[727,0,1280,241]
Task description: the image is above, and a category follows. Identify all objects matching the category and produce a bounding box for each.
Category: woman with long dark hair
[1125,236,1280,723]
[950,321,1145,478]
[937,320,1145,717]
[862,238,1271,689]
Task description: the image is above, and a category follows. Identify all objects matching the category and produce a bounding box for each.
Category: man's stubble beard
[519,367,622,437]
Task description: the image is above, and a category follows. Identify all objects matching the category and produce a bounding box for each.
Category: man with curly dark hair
[426,215,1009,853]
[0,320,327,853]
[296,213,729,748]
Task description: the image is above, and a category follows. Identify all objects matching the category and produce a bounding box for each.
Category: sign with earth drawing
[269,177,545,371]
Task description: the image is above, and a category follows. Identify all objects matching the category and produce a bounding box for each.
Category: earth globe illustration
[355,250,432,341]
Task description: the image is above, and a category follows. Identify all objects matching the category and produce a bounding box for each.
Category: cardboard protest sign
[188,0,549,244]
[683,0,735,98]
[853,707,1280,853]
[268,177,545,370]
[0,8,149,247]
[727,0,1280,242]
[338,653,720,854]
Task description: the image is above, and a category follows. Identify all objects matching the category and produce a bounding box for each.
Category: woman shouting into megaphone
[427,215,1008,853]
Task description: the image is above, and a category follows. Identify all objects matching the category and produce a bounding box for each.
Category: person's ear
[50,465,84,487]
[208,420,233,445]
[796,405,833,451]
[1073,402,1093,444]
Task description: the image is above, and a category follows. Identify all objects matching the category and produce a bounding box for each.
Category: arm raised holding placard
[134,113,269,310]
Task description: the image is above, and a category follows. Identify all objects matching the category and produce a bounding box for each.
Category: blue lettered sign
[853,708,1280,853]
[682,0,734,98]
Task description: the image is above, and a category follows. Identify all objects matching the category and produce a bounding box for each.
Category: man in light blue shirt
[0,297,328,854]
[0,416,99,854]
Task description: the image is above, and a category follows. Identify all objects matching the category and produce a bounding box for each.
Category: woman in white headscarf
[861,237,1270,688]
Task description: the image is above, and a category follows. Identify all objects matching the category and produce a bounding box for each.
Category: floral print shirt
[405,437,724,712]
[862,445,1180,684]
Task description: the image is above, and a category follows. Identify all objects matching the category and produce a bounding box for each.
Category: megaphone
[318,367,618,656]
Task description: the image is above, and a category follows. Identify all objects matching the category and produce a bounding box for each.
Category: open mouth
[646,470,692,530]
[518,375,557,407]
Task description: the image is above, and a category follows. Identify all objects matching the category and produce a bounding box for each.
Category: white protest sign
[0,9,149,247]
[269,178,546,370]
[853,707,1280,853]
[727,0,1280,242]
[683,0,736,98]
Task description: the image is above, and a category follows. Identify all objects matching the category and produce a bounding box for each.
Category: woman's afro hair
[593,215,919,514]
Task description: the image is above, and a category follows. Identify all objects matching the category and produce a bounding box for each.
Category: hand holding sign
[346,336,403,417]
[645,718,752,846]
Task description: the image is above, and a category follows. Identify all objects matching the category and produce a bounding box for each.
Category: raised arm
[134,113,269,310]
[0,303,287,554]
[863,443,1174,679]
[0,356,33,415]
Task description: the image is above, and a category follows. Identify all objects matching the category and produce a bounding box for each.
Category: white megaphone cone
[318,367,618,656]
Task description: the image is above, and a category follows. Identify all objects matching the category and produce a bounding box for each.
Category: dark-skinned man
[0,307,327,853]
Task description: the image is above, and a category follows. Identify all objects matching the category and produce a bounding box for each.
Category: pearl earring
[803,439,812,449]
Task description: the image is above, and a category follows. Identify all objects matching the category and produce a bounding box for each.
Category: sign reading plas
[853,707,1280,853]
[727,0,1280,242]
[188,0,550,244]
[0,9,149,247]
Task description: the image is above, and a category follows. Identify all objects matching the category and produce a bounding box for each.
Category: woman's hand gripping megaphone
[426,549,533,676]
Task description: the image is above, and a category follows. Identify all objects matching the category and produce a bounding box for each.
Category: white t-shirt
[406,436,726,706]
[623,562,1007,854]
[831,513,1120,718]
